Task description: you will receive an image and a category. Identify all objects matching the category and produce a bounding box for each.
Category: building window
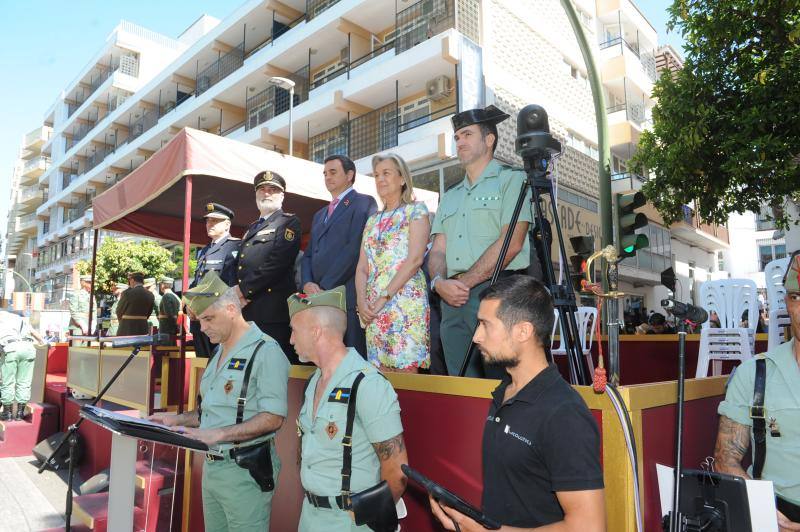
[565,132,598,160]
[756,206,776,231]
[759,243,786,270]
[717,251,724,272]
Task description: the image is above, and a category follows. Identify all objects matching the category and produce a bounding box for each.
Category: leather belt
[304,490,348,510]
[121,315,149,320]
[205,439,271,463]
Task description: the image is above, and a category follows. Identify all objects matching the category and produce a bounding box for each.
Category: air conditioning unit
[426,76,450,101]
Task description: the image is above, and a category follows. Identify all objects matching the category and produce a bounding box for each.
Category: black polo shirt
[481,364,604,527]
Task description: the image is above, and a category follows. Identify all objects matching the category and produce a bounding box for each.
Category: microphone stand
[38,340,147,531]
[668,318,688,532]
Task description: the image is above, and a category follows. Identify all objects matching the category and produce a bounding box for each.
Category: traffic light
[615,191,649,258]
[569,236,594,294]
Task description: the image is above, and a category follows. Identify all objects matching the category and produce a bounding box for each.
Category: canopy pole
[87,229,100,337]
[178,175,193,414]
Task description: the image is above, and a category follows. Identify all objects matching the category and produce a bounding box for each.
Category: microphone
[661,299,708,324]
[108,333,171,348]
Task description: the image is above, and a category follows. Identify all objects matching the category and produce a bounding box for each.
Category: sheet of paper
[656,463,675,517]
[745,479,778,532]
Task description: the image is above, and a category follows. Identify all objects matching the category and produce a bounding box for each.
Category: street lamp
[0,267,33,293]
[267,76,296,156]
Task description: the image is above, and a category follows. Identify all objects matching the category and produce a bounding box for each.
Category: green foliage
[76,237,177,295]
[631,0,800,229]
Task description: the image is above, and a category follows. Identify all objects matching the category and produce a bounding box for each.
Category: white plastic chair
[765,257,791,351]
[696,279,759,377]
[551,307,597,369]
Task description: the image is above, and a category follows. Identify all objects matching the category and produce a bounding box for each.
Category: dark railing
[88,64,116,92]
[71,121,97,145]
[396,0,454,54]
[245,66,309,131]
[221,120,246,137]
[61,173,79,191]
[310,64,348,90]
[196,43,245,96]
[350,40,396,70]
[398,103,457,133]
[127,111,159,144]
[85,145,112,173]
[599,36,641,57]
[306,0,341,20]
[68,200,92,223]
[67,99,84,117]
[245,12,307,59]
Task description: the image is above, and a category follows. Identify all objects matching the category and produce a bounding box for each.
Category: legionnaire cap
[784,251,800,293]
[143,277,155,287]
[287,286,347,319]
[182,271,230,317]
[451,104,510,132]
[203,202,234,221]
[253,170,286,192]
[160,276,174,284]
[115,283,128,290]
[79,275,92,282]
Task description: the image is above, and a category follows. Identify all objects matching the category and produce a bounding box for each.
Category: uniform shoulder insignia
[282,212,295,217]
[328,388,351,403]
[228,237,242,241]
[284,227,296,241]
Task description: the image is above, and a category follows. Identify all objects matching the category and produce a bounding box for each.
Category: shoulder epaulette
[282,212,296,217]
[228,237,241,241]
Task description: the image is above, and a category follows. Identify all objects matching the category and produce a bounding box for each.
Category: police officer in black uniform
[190,202,241,357]
[234,171,301,364]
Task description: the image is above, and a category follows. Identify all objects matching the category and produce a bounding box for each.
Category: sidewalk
[0,455,72,532]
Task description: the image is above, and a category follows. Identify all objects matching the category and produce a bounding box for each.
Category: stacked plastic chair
[765,257,791,352]
[696,279,759,377]
[551,307,598,370]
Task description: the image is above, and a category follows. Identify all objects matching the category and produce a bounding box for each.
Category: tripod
[458,106,592,385]
[38,344,143,531]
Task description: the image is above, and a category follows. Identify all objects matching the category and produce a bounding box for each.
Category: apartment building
[3,0,728,315]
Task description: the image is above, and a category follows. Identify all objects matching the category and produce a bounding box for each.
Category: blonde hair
[371,152,415,205]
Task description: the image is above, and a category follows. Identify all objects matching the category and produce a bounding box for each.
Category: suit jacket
[301,190,377,310]
[116,285,155,336]
[235,209,301,324]
[193,234,241,287]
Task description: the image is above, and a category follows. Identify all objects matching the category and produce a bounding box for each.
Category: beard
[257,197,281,215]
[481,349,520,369]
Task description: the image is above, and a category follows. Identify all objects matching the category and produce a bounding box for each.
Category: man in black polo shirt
[430,275,605,531]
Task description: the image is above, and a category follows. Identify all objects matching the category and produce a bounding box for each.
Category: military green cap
[160,276,174,284]
[784,251,800,293]
[79,274,92,282]
[182,271,230,317]
[287,286,347,319]
[115,282,128,290]
[143,277,155,287]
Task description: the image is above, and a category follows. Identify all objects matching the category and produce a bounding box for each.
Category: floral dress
[363,202,430,369]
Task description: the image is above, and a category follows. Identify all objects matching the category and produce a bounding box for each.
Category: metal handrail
[398,103,457,133]
[350,40,396,70]
[196,42,245,96]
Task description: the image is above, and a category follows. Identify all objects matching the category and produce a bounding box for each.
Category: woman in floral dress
[355,153,430,372]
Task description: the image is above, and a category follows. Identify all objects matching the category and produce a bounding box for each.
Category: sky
[0,0,684,240]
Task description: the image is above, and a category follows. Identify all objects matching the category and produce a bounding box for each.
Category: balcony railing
[62,173,79,191]
[607,100,647,126]
[24,127,52,148]
[245,12,307,58]
[18,185,43,203]
[126,110,159,144]
[72,121,97,145]
[599,36,657,83]
[18,214,37,227]
[85,145,112,173]
[196,43,245,96]
[22,156,50,175]
[245,66,310,131]
[68,201,93,223]
[306,0,341,20]
[396,0,456,54]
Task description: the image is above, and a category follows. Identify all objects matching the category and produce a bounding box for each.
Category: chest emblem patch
[328,388,351,403]
[228,358,247,370]
[326,421,339,439]
[224,379,234,394]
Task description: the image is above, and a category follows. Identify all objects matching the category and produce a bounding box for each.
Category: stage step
[0,402,59,457]
[71,459,176,531]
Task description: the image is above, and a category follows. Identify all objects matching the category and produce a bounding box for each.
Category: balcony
[246,67,310,131]
[66,56,139,118]
[307,0,343,20]
[62,173,80,191]
[125,110,159,144]
[196,43,245,96]
[18,214,38,234]
[20,155,50,183]
[67,200,93,223]
[670,205,730,250]
[18,185,47,207]
[23,126,53,151]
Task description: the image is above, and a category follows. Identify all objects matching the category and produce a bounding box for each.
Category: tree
[77,238,177,295]
[631,0,800,229]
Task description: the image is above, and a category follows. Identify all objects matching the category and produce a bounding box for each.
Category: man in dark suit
[300,155,377,357]
[116,272,155,336]
[190,202,241,357]
[234,171,301,363]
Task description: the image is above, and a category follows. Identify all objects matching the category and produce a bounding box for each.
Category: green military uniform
[431,159,531,376]
[718,253,800,505]
[116,284,155,336]
[158,277,181,335]
[184,271,290,532]
[144,278,160,330]
[67,288,90,336]
[0,311,38,419]
[107,283,128,336]
[288,289,404,532]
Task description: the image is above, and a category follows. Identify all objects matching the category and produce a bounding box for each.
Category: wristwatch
[430,274,442,293]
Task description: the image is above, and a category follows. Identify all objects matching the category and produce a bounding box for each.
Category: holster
[351,480,398,532]
[232,440,274,492]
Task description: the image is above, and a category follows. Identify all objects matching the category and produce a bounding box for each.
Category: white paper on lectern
[655,463,778,531]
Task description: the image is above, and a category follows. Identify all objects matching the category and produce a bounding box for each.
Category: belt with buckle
[205,440,270,463]
[305,491,349,510]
